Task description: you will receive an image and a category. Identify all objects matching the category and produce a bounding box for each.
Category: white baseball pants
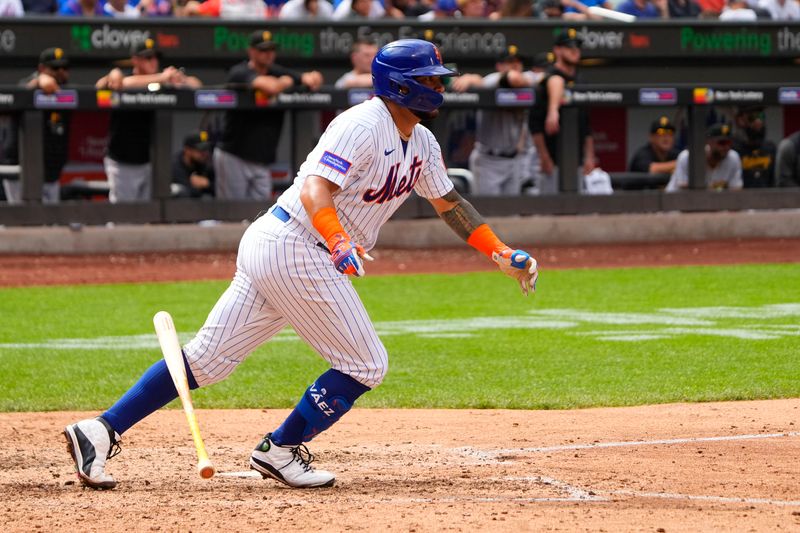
[213,148,272,201]
[104,157,151,204]
[183,209,388,389]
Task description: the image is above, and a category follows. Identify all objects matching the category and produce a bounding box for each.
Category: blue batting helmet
[372,39,458,113]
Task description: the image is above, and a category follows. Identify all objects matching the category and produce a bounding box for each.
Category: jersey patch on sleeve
[319,151,352,175]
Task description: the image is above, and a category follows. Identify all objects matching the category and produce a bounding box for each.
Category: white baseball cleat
[63,417,121,490]
[249,433,335,488]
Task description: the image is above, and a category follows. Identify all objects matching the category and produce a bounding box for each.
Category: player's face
[415,75,445,93]
[43,65,69,84]
[352,44,378,74]
[496,58,522,74]
[249,48,276,71]
[650,129,675,152]
[555,45,581,67]
[186,146,209,165]
[133,54,159,75]
[740,109,766,142]
[708,137,732,159]
[409,76,445,120]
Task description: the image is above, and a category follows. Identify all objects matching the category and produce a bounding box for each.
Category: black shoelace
[290,443,315,473]
[107,439,122,460]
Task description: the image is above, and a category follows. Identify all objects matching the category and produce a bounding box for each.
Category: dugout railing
[0,84,799,227]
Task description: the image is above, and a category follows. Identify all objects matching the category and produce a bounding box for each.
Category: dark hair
[352,37,377,53]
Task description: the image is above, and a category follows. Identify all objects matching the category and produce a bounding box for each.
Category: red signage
[590,107,627,172]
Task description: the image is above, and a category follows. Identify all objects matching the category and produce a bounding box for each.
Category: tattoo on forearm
[439,191,484,241]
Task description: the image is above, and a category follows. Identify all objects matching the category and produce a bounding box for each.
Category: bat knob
[198,459,215,479]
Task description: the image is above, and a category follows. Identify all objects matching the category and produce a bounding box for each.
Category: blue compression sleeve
[271,369,370,446]
[102,354,199,436]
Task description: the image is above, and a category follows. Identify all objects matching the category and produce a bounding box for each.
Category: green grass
[0,263,798,412]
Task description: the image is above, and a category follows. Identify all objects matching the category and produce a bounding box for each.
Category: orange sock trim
[467,224,508,258]
[312,207,346,244]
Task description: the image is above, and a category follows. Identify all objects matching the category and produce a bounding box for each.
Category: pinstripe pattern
[277,98,454,250]
[183,97,453,389]
[184,214,387,388]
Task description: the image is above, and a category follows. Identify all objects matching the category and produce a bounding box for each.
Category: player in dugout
[628,116,680,176]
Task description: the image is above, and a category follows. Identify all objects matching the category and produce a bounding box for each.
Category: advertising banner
[1,21,800,62]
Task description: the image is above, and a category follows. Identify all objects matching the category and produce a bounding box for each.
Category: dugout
[1,19,800,226]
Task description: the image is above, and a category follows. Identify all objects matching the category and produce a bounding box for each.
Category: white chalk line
[397,496,592,504]
[457,431,800,459]
[487,478,800,508]
[609,490,800,507]
[458,432,800,508]
[212,472,800,507]
[211,433,800,509]
[4,302,800,350]
[216,471,261,478]
[516,475,605,501]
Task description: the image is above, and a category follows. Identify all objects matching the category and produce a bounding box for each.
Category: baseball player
[97,39,202,203]
[64,39,538,491]
[2,47,72,205]
[214,31,323,200]
[451,45,539,196]
[666,123,743,192]
[334,38,379,89]
[529,29,596,194]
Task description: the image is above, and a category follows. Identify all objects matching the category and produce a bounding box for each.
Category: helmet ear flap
[386,70,408,96]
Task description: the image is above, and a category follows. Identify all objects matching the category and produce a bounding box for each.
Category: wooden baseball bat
[587,6,636,22]
[153,311,215,479]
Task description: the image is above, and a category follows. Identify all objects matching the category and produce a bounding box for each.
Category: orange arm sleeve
[311,207,346,245]
[466,224,509,258]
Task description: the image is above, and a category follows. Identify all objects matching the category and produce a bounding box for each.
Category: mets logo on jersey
[363,156,423,204]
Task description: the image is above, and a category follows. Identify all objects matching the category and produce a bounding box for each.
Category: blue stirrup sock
[271,369,371,446]
[102,353,199,436]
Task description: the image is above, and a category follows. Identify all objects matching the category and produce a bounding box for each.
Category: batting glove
[327,232,373,277]
[492,248,539,296]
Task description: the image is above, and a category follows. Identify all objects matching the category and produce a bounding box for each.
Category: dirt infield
[2,403,799,532]
[1,238,799,531]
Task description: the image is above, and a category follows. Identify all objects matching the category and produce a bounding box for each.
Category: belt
[481,147,518,159]
[253,204,291,222]
[271,204,291,222]
[268,204,330,254]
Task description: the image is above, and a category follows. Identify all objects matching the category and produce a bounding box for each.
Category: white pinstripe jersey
[276,97,454,250]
